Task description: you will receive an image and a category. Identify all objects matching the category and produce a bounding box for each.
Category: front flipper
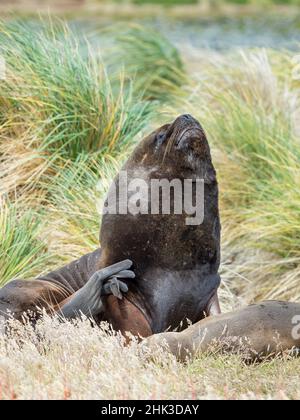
[102,270,135,299]
[59,260,134,319]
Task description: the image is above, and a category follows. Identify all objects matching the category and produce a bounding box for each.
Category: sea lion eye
[155,132,165,146]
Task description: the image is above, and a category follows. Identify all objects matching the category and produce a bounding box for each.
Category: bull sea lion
[142,301,300,362]
[0,114,221,337]
[98,113,221,335]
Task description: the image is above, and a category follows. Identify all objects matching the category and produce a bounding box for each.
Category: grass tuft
[110,24,188,103]
[0,18,154,195]
[0,198,50,286]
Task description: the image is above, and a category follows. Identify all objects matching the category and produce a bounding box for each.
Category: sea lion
[142,301,300,362]
[97,113,221,336]
[0,114,221,337]
[0,250,134,322]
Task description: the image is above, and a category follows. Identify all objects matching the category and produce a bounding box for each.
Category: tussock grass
[110,24,188,103]
[0,19,153,196]
[0,199,50,286]
[221,53,299,248]
[42,157,119,261]
[175,49,300,301]
[210,58,299,256]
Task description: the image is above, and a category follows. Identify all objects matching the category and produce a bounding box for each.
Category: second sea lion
[142,301,300,362]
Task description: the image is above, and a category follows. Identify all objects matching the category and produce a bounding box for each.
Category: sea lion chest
[132,266,220,333]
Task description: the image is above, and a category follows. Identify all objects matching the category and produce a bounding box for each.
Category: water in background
[72,15,300,52]
[158,16,300,51]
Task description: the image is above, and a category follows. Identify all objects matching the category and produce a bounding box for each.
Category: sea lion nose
[181,114,194,121]
[173,114,199,129]
[178,114,200,126]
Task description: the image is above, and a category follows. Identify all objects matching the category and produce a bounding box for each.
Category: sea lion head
[100,114,220,274]
[126,114,215,181]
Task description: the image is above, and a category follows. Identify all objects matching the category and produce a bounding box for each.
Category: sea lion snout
[132,114,209,170]
[164,114,208,157]
[176,113,200,125]
[168,114,202,137]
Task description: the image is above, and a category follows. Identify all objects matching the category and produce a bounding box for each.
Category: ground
[0,316,299,400]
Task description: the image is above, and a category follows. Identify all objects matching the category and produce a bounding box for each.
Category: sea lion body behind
[0,249,102,320]
[143,301,300,361]
[37,248,102,294]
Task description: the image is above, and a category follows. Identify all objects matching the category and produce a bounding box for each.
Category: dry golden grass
[0,318,300,400]
[0,315,300,400]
